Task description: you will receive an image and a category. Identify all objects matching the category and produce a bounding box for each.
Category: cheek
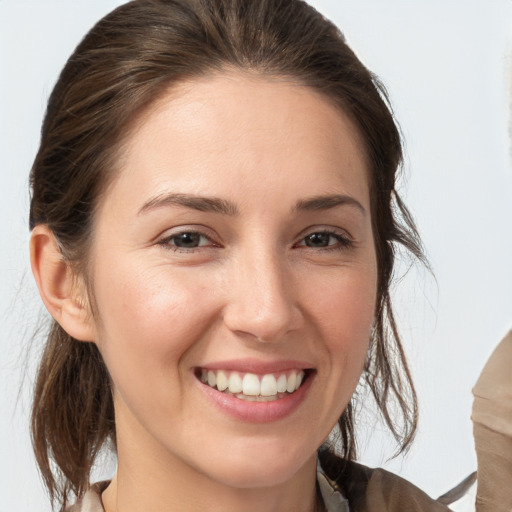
[308,265,376,341]
[88,262,223,440]
[303,263,377,406]
[90,262,218,380]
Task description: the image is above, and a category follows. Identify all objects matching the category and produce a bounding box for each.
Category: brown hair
[29,0,423,508]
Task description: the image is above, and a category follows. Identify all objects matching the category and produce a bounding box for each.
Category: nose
[222,246,303,343]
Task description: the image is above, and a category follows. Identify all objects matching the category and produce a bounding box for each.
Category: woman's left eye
[297,231,352,250]
[159,231,213,250]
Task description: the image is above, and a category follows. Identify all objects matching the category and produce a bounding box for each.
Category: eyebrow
[294,194,366,215]
[138,192,365,217]
[138,192,239,216]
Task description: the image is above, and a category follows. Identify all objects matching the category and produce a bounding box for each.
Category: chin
[195,438,317,489]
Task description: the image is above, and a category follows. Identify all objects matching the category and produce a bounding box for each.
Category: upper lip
[198,358,314,374]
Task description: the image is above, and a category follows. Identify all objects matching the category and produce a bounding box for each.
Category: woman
[28,0,460,510]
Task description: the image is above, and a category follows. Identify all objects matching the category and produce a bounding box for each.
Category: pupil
[306,233,329,247]
[175,233,200,248]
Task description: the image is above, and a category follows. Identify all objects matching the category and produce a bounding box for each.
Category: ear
[30,225,97,342]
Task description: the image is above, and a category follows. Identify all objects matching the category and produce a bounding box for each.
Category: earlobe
[30,225,97,342]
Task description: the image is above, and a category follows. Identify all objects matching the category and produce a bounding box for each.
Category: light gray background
[1,1,511,510]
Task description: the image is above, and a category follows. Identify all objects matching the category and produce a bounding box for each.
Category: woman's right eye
[159,231,213,250]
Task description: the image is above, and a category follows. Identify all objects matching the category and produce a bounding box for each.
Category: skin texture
[32,71,378,512]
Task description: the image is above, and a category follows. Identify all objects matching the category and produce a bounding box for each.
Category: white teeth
[207,370,216,388]
[216,370,228,391]
[242,373,260,396]
[201,369,306,398]
[260,374,278,396]
[286,372,297,393]
[228,372,243,393]
[277,374,287,393]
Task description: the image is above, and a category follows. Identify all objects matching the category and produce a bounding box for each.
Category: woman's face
[88,71,377,488]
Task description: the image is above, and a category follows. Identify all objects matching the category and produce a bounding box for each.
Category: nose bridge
[223,240,300,342]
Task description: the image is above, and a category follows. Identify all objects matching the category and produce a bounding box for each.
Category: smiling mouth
[196,368,309,402]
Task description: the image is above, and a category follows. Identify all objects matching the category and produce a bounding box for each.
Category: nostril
[221,274,302,342]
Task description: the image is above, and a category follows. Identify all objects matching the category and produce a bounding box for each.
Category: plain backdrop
[1,1,511,510]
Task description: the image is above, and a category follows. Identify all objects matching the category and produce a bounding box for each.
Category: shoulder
[319,451,453,512]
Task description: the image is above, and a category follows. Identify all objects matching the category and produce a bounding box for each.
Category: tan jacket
[472,329,512,512]
[320,454,458,512]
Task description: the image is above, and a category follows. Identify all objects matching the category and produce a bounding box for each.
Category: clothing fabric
[68,457,464,512]
[318,453,459,512]
[472,329,512,511]
[68,482,106,512]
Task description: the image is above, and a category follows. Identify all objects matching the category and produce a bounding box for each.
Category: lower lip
[196,372,314,423]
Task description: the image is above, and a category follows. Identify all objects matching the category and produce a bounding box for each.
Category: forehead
[105,71,370,214]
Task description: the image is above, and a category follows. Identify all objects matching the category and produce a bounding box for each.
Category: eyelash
[294,229,354,252]
[158,230,216,253]
[158,228,353,254]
